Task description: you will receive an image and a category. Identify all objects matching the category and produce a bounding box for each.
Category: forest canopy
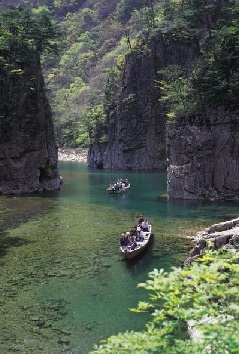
[1,1,239,146]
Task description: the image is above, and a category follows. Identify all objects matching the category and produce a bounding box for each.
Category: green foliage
[31,6,59,53]
[115,0,145,25]
[0,5,59,126]
[194,17,239,108]
[83,102,106,144]
[158,65,197,119]
[91,248,239,353]
[0,6,59,59]
[6,0,239,143]
[60,41,96,81]
[47,3,130,147]
[152,0,239,118]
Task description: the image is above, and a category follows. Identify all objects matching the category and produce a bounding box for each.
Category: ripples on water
[1,161,239,353]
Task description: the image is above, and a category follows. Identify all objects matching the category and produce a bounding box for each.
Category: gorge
[87,0,239,201]
[0,2,239,353]
[1,1,239,201]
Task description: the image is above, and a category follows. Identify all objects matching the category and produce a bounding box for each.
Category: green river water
[0,161,239,353]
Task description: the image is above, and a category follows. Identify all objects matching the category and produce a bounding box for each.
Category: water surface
[1,162,239,353]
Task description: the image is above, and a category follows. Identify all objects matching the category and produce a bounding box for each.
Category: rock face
[87,35,198,170]
[167,109,239,200]
[87,1,239,201]
[0,53,60,194]
[184,217,239,266]
[88,49,166,170]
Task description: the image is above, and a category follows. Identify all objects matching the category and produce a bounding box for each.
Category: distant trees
[115,0,145,24]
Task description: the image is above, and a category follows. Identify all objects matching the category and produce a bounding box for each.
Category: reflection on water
[1,161,239,353]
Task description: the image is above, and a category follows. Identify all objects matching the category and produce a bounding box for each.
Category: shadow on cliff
[0,232,35,259]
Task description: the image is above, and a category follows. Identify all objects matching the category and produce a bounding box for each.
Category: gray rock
[167,109,239,200]
[0,52,60,194]
[88,34,198,170]
[184,218,239,266]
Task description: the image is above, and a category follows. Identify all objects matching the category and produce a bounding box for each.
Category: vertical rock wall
[0,53,60,194]
[88,35,198,170]
[103,52,166,170]
[88,48,166,170]
[167,110,239,200]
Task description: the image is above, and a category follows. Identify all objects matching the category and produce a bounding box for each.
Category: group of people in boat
[120,216,150,251]
[107,178,129,192]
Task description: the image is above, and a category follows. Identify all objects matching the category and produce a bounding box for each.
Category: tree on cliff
[0,5,58,64]
[0,6,59,122]
[158,0,239,118]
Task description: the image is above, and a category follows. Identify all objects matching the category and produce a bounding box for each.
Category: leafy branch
[91,248,239,353]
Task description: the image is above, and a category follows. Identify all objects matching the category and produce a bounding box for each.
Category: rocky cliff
[0,52,60,194]
[87,0,239,202]
[167,109,239,200]
[87,35,198,170]
[88,47,166,170]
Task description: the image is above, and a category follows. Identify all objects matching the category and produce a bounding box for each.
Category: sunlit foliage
[90,248,239,353]
[2,0,239,144]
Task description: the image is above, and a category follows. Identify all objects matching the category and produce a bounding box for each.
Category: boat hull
[124,244,148,259]
[120,226,151,259]
[106,184,130,194]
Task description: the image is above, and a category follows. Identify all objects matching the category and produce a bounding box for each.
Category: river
[0,161,239,353]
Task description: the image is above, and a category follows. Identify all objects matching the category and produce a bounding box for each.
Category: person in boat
[142,219,149,232]
[128,234,137,250]
[124,232,130,246]
[120,233,125,246]
[136,226,144,241]
[118,179,126,190]
[114,182,119,192]
[129,225,137,236]
[120,233,128,249]
[108,182,114,191]
[138,215,144,225]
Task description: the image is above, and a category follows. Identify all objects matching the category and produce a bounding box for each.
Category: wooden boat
[106,183,130,194]
[120,225,152,259]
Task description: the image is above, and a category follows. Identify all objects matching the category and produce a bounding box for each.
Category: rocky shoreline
[185,216,239,342]
[58,148,88,162]
[184,217,239,266]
